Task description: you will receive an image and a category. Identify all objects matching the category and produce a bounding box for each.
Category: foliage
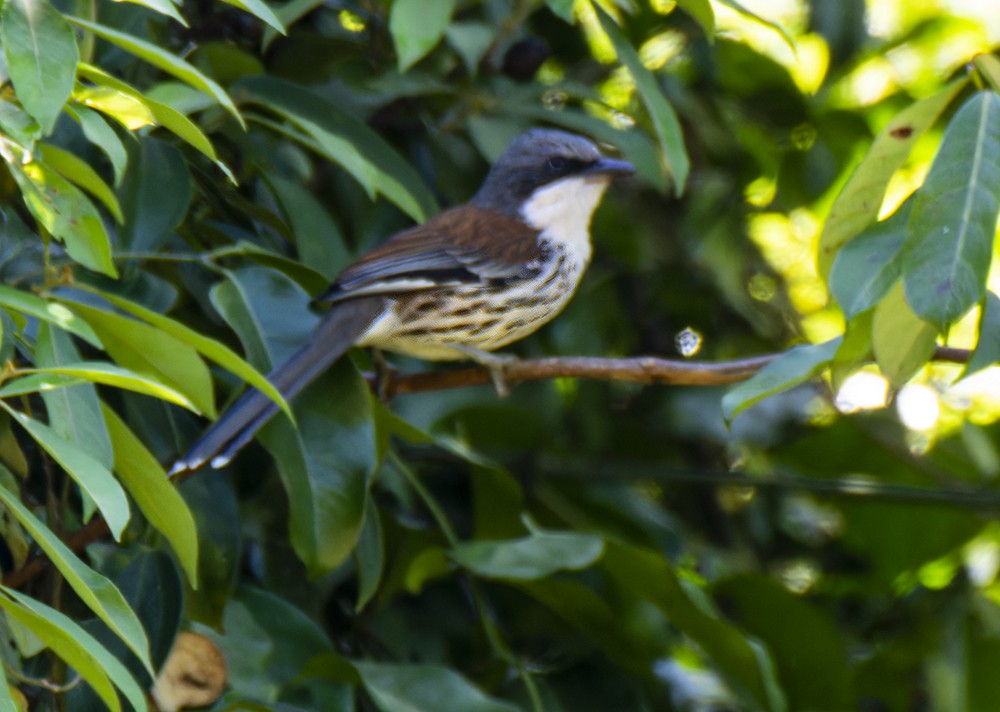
[0,0,999,711]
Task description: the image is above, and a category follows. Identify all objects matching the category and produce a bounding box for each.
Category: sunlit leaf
[872,281,936,385]
[818,79,965,277]
[0,403,130,539]
[66,16,244,127]
[6,153,118,277]
[22,362,201,411]
[0,0,78,134]
[116,0,188,25]
[37,143,124,223]
[77,64,226,171]
[903,91,1000,328]
[0,97,41,147]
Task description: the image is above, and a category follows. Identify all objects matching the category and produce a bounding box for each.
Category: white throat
[519,175,611,261]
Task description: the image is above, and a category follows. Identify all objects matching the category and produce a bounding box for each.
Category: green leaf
[390,0,456,71]
[602,542,786,712]
[715,575,852,712]
[0,403,130,539]
[72,83,156,130]
[62,300,216,418]
[22,362,201,412]
[0,0,79,134]
[354,499,384,612]
[965,291,1000,378]
[0,586,148,712]
[0,96,41,147]
[66,16,244,127]
[119,0,188,25]
[102,405,199,586]
[117,137,193,254]
[872,281,937,385]
[445,22,494,75]
[37,143,124,223]
[354,662,520,712]
[235,75,438,221]
[596,4,690,195]
[0,484,155,677]
[35,323,114,469]
[212,267,376,574]
[721,339,841,421]
[76,64,226,172]
[223,0,286,33]
[0,285,101,347]
[544,0,575,23]
[6,153,118,277]
[973,53,1000,93]
[451,529,605,580]
[829,196,911,319]
[677,0,716,36]
[818,80,966,277]
[267,174,352,279]
[79,286,291,420]
[0,373,86,398]
[903,91,1000,328]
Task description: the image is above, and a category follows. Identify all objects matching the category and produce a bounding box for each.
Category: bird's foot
[450,345,518,397]
[369,348,395,402]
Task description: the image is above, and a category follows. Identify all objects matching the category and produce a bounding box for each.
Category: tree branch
[379,346,972,398]
[0,345,974,590]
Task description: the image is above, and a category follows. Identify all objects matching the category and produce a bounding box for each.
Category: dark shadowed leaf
[716,575,852,712]
[452,529,604,580]
[354,662,520,712]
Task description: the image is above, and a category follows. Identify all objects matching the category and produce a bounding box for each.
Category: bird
[171,128,634,473]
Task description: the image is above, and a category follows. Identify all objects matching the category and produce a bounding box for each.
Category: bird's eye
[547,156,568,172]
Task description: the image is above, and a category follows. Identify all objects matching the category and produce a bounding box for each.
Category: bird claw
[449,345,518,397]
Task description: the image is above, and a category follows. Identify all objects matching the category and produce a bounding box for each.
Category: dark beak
[587,157,635,178]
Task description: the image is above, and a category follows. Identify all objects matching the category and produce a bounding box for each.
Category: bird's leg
[369,348,394,401]
[448,345,519,397]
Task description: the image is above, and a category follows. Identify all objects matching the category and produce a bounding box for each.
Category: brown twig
[0,345,974,590]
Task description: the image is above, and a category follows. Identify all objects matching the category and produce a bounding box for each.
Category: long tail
[171,298,385,473]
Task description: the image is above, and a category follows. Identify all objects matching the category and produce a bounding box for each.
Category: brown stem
[0,345,973,590]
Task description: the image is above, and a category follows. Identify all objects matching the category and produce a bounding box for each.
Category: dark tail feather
[171,298,385,474]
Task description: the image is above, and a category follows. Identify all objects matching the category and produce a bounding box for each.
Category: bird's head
[472,129,634,224]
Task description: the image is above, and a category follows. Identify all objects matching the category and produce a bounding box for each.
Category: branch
[379,346,972,398]
[0,345,974,590]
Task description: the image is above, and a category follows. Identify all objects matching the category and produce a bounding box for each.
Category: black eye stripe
[546,156,589,175]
